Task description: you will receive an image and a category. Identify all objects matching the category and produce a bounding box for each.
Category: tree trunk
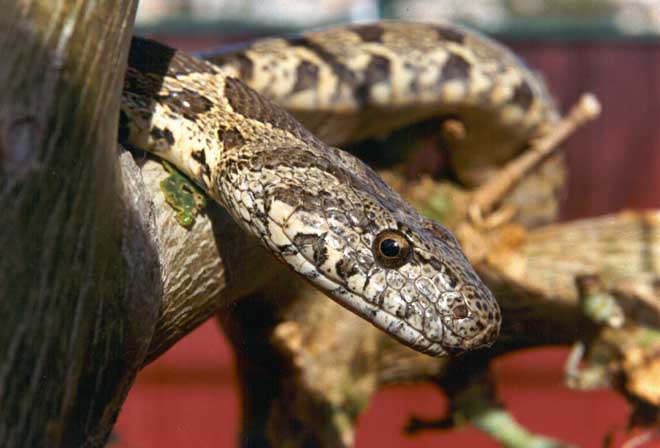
[0,5,285,444]
[0,2,149,446]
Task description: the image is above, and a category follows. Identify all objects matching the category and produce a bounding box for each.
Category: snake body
[205,21,557,184]
[117,21,555,356]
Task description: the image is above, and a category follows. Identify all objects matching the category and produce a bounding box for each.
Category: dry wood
[469,93,601,225]
[0,2,145,446]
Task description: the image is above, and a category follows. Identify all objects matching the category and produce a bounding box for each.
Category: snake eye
[373,230,412,268]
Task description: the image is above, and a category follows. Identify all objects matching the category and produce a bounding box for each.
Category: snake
[119,21,555,357]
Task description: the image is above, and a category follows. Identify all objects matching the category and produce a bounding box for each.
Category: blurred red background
[114,37,660,447]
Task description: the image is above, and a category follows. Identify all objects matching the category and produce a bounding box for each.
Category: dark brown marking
[224,76,321,148]
[191,150,211,177]
[207,51,255,80]
[354,55,390,106]
[404,61,423,94]
[191,149,205,164]
[288,36,357,86]
[126,40,218,123]
[511,80,534,111]
[352,24,384,42]
[150,126,175,145]
[217,126,246,150]
[335,258,359,280]
[123,67,162,98]
[245,146,359,193]
[313,238,329,267]
[292,232,329,267]
[444,268,459,289]
[291,60,319,93]
[438,53,470,83]
[162,89,213,122]
[433,26,465,44]
[292,233,318,248]
[264,185,308,210]
[276,244,297,256]
[365,55,390,85]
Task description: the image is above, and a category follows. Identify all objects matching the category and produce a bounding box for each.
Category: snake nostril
[452,304,469,319]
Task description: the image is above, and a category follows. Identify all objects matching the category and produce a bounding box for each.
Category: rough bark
[0,3,282,443]
[0,2,148,446]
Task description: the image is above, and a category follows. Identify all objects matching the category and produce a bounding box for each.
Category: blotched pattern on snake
[119,21,554,356]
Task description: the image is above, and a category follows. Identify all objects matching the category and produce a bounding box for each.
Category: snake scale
[119,21,554,357]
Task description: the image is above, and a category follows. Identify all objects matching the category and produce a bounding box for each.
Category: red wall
[114,38,660,447]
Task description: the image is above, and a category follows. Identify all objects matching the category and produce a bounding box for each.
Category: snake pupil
[380,239,400,258]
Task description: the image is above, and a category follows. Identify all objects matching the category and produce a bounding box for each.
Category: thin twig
[469,93,601,224]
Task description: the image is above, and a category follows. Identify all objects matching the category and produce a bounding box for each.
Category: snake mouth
[277,241,451,356]
[321,276,496,357]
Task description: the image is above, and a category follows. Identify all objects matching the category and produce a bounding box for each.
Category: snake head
[226,145,501,357]
[334,215,502,357]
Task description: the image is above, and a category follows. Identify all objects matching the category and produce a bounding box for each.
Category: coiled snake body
[120,21,554,356]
